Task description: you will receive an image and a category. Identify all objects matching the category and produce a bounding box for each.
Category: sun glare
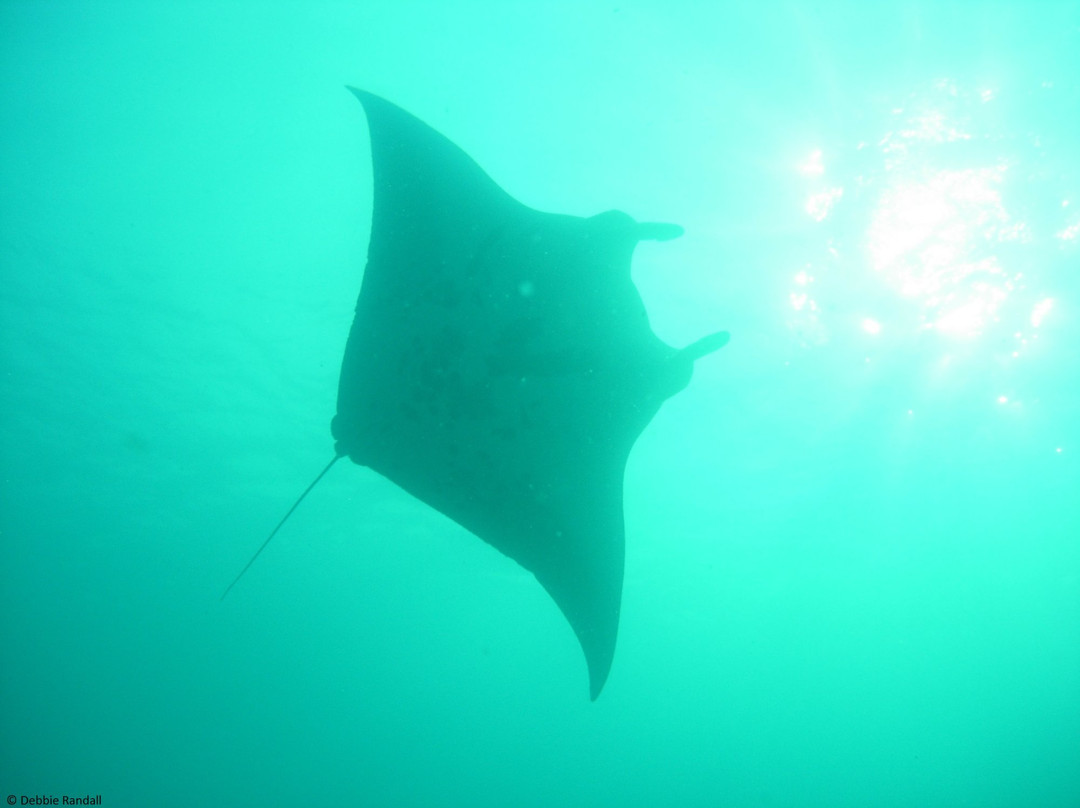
[786,78,1075,424]
[800,149,825,177]
[865,165,1019,335]
[791,78,1072,357]
[1030,298,1054,327]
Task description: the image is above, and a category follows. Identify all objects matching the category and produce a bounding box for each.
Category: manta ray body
[227,89,729,700]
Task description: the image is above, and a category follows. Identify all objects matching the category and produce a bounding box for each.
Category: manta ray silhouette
[224,88,729,700]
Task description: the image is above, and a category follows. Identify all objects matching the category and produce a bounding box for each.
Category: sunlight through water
[788,78,1078,392]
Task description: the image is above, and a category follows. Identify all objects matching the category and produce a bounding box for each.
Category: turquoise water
[2,2,1078,806]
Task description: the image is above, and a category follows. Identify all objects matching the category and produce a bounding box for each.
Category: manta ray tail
[221,453,343,600]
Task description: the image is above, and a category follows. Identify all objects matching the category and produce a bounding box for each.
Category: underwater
[2,2,1078,806]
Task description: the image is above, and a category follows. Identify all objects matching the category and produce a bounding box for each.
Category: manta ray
[224,89,729,699]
